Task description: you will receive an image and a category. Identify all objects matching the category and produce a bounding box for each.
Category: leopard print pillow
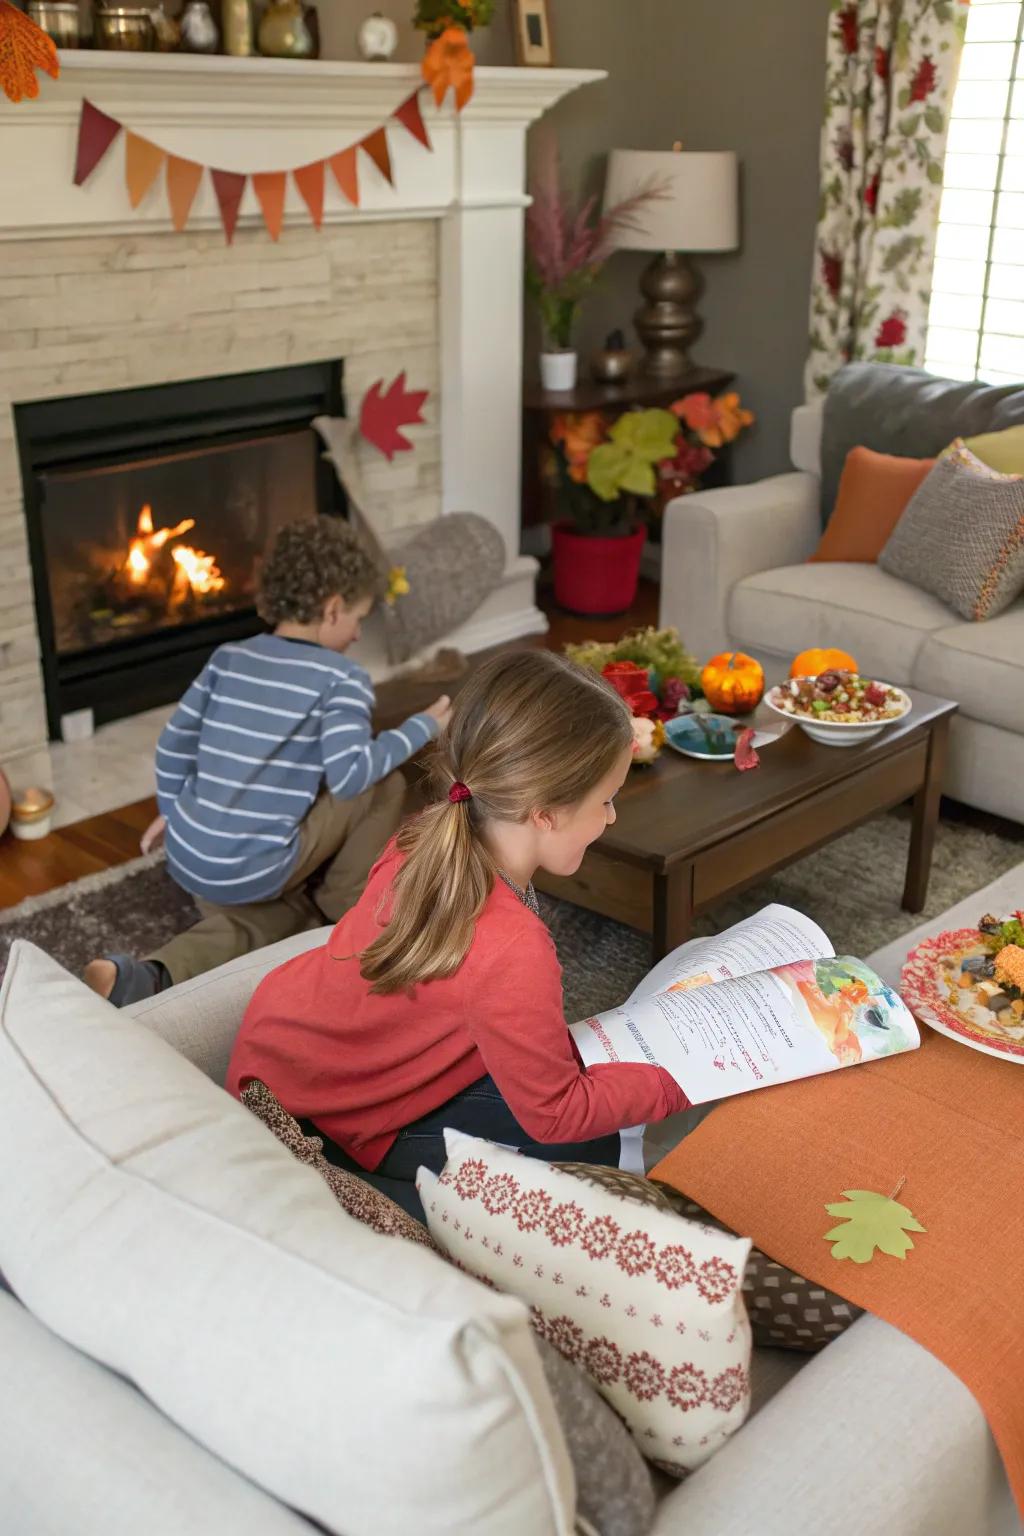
[241,1079,436,1251]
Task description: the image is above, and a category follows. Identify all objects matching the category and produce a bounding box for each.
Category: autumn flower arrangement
[550,390,754,535]
[566,627,703,766]
[413,0,493,33]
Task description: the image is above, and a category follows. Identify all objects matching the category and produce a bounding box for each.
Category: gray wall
[320,0,831,481]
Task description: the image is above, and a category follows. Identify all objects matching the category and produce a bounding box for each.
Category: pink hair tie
[448,781,472,804]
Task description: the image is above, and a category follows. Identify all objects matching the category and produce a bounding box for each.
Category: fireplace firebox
[15,362,344,739]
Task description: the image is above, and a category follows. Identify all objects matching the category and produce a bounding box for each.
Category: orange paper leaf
[360,127,393,186]
[166,156,203,233]
[293,160,325,228]
[125,131,166,210]
[253,170,287,241]
[329,147,359,208]
[421,24,474,112]
[0,0,59,104]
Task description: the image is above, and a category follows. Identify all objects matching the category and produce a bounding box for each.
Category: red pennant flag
[328,147,359,208]
[211,168,246,245]
[393,90,430,151]
[360,127,393,186]
[252,171,287,242]
[166,156,203,233]
[124,132,166,210]
[74,100,122,186]
[293,160,325,229]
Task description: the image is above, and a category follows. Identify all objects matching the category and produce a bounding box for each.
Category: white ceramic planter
[540,350,578,392]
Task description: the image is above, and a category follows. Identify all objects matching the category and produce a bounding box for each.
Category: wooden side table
[522,364,737,530]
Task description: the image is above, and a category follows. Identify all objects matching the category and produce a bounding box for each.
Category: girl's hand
[426,695,453,730]
[141,814,166,855]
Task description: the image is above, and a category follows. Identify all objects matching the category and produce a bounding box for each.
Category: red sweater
[227,844,687,1169]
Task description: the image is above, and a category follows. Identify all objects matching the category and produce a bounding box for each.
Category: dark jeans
[301,1075,621,1223]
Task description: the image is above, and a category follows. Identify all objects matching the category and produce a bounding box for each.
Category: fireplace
[15,361,344,739]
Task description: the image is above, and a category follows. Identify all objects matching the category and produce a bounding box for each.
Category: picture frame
[512,0,553,66]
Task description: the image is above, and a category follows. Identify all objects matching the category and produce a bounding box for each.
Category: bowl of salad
[765,670,911,747]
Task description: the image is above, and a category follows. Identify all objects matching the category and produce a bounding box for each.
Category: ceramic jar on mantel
[258,0,314,57]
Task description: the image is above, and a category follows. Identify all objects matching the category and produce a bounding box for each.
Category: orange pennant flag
[125,131,166,210]
[252,170,287,241]
[166,156,203,233]
[328,147,359,208]
[293,160,325,229]
[360,127,393,186]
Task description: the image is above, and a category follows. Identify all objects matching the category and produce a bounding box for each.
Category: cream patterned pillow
[879,439,1024,621]
[419,1132,752,1477]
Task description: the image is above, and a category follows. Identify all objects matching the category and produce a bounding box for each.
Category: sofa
[0,928,1017,1536]
[659,364,1024,823]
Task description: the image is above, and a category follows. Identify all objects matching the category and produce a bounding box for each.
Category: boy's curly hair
[257,517,383,626]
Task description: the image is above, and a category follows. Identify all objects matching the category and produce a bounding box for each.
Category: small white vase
[540,351,578,392]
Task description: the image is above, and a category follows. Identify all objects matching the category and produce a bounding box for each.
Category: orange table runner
[652,1030,1024,1515]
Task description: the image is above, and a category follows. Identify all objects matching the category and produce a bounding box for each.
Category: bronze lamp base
[634,251,703,379]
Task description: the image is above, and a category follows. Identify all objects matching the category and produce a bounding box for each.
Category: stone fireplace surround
[0,53,600,827]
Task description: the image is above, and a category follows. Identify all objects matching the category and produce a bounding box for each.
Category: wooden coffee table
[536,690,958,959]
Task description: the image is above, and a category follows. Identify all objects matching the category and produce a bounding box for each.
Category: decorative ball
[357,10,398,58]
[700,651,765,715]
[789,647,858,679]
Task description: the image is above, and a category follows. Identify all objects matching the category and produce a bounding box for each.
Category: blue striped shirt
[155,633,437,905]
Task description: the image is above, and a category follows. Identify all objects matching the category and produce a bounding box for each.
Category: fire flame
[123,504,225,603]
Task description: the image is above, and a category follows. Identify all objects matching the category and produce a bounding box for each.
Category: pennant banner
[70,46,472,246]
[74,99,121,186]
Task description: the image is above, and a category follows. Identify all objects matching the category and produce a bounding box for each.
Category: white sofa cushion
[728,562,956,682]
[790,402,823,479]
[0,942,575,1536]
[913,602,1024,735]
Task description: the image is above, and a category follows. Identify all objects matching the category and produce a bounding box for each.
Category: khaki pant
[149,772,407,986]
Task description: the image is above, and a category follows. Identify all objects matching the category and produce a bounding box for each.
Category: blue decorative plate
[663,712,743,760]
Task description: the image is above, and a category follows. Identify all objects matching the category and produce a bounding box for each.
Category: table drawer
[536,849,652,933]
[692,739,928,909]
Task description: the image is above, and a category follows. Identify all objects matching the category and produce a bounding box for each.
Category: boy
[85,517,451,1006]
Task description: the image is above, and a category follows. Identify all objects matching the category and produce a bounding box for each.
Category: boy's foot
[83,955,170,1008]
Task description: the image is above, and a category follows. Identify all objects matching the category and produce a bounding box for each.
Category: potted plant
[548,391,755,615]
[526,142,667,392]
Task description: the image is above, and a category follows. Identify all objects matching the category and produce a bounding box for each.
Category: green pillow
[941,424,1024,475]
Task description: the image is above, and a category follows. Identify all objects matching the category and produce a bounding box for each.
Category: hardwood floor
[0,580,660,907]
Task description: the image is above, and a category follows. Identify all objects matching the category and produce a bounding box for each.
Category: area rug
[2,805,1022,1017]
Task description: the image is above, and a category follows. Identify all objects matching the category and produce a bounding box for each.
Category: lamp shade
[604,149,739,253]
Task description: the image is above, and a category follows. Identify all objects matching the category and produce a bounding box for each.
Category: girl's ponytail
[358,649,632,995]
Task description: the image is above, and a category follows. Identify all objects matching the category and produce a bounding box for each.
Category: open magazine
[571,904,920,1107]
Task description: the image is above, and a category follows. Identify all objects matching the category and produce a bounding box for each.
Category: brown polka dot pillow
[240,1079,436,1251]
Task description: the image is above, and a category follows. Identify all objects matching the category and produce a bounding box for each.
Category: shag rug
[2,805,1022,1017]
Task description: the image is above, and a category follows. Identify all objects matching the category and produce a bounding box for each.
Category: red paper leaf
[734,728,760,772]
[359,372,429,460]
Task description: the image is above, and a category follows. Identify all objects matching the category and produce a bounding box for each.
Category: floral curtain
[805,0,969,399]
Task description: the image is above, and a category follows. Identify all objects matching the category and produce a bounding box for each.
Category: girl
[227,649,688,1189]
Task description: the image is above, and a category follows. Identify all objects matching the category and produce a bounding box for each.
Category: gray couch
[659,365,1024,823]
[0,924,1018,1536]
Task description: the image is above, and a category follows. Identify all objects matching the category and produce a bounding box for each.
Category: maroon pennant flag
[393,90,430,151]
[74,99,122,187]
[210,168,247,245]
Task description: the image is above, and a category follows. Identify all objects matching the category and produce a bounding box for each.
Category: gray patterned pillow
[878,440,1024,621]
[536,1337,657,1536]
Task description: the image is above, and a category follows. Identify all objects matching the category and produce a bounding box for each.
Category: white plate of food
[765,670,911,747]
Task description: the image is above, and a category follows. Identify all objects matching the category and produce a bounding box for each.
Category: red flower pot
[551,521,646,617]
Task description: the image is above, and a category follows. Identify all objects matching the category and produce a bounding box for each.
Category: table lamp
[603,146,739,379]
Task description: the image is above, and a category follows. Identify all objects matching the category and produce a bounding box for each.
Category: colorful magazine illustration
[571,904,919,1105]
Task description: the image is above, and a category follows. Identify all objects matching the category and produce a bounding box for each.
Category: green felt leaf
[587,443,632,502]
[824,1189,926,1264]
[607,408,680,460]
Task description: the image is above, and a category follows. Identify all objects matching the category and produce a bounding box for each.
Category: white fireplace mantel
[0,57,605,807]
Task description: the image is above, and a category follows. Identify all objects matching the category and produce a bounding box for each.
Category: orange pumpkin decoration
[700,651,765,715]
[789,646,858,679]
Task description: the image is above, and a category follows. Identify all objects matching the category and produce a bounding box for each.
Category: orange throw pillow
[810,446,935,563]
